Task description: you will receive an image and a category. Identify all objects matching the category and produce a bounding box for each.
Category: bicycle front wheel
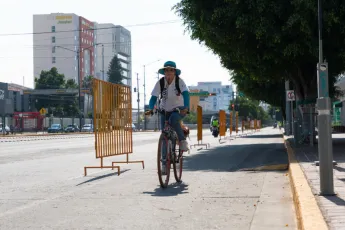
[157,134,170,188]
[173,138,183,183]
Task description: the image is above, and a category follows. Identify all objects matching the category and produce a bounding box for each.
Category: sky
[0,0,234,107]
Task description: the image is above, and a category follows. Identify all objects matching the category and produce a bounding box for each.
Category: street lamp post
[316,0,335,195]
[143,59,161,130]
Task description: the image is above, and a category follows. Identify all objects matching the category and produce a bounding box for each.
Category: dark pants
[160,107,186,141]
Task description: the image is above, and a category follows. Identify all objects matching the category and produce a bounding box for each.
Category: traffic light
[235,104,239,111]
[231,104,234,110]
[134,87,137,92]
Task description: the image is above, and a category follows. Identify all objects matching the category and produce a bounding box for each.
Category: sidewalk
[285,133,345,230]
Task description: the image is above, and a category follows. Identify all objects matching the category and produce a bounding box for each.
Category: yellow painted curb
[284,137,328,230]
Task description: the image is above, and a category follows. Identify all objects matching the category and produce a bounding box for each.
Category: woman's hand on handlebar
[180,108,189,115]
[145,110,153,116]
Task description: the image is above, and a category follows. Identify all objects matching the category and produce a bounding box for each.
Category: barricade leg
[84,157,121,176]
[112,153,145,175]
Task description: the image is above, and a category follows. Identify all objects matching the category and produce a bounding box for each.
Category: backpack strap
[159,76,182,98]
[175,75,181,95]
[159,77,165,99]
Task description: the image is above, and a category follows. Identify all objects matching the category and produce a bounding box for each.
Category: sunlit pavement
[0,128,296,230]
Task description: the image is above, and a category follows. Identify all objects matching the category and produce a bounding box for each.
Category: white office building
[189,82,234,112]
[94,23,132,87]
[33,13,132,88]
[33,13,97,85]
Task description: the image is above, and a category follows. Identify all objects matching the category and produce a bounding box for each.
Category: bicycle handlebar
[145,108,190,116]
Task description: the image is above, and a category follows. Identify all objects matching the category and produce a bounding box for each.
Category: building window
[52,57,56,63]
[75,66,77,71]
[75,36,77,40]
[52,36,55,43]
[52,46,55,53]
[51,26,55,32]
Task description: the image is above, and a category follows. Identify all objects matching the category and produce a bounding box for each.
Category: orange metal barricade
[191,105,209,149]
[235,112,239,135]
[219,110,226,141]
[84,79,144,176]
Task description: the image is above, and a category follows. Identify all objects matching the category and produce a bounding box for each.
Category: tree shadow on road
[142,182,189,197]
[184,142,288,172]
[76,169,130,186]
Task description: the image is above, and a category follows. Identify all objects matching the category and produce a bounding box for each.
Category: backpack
[157,76,181,111]
[159,75,181,99]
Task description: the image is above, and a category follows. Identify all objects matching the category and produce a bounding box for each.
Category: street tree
[35,67,65,89]
[230,96,270,123]
[107,55,124,84]
[34,67,79,116]
[174,0,345,103]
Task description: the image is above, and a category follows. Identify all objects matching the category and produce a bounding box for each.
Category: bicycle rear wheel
[173,140,183,183]
[157,134,170,188]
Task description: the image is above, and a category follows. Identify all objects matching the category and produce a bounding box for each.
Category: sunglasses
[164,68,175,73]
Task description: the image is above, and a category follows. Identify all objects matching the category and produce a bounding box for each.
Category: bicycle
[145,108,189,188]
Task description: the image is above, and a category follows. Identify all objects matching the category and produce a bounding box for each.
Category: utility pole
[143,65,147,130]
[316,0,335,195]
[102,44,105,81]
[77,49,82,130]
[136,73,140,129]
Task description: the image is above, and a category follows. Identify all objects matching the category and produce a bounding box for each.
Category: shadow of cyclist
[142,182,189,197]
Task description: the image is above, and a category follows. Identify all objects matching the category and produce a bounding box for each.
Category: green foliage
[65,79,78,89]
[232,72,285,107]
[107,55,124,84]
[35,67,65,89]
[174,0,345,100]
[34,67,80,117]
[83,75,93,89]
[183,112,197,124]
[230,96,271,123]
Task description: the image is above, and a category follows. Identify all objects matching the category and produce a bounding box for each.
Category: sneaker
[179,140,189,152]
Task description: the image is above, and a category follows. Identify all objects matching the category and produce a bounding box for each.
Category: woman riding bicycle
[146,61,190,151]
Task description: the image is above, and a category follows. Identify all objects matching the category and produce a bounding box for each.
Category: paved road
[0,128,296,230]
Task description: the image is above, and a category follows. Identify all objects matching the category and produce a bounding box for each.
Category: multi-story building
[33,13,132,88]
[33,13,96,85]
[189,82,234,112]
[94,23,132,87]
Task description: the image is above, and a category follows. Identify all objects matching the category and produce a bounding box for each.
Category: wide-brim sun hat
[158,61,181,76]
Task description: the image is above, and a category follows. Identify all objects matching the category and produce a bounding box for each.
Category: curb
[283,136,328,230]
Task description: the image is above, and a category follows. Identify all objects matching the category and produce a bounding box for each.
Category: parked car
[47,124,63,133]
[0,123,10,135]
[125,123,137,132]
[64,124,79,133]
[81,124,94,132]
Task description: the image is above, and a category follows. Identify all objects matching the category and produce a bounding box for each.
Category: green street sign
[189,91,216,96]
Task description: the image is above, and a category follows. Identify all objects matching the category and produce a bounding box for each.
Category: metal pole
[102,44,104,81]
[316,0,334,195]
[285,81,291,135]
[310,105,314,146]
[136,73,140,129]
[143,65,146,130]
[77,49,82,130]
[291,101,294,135]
